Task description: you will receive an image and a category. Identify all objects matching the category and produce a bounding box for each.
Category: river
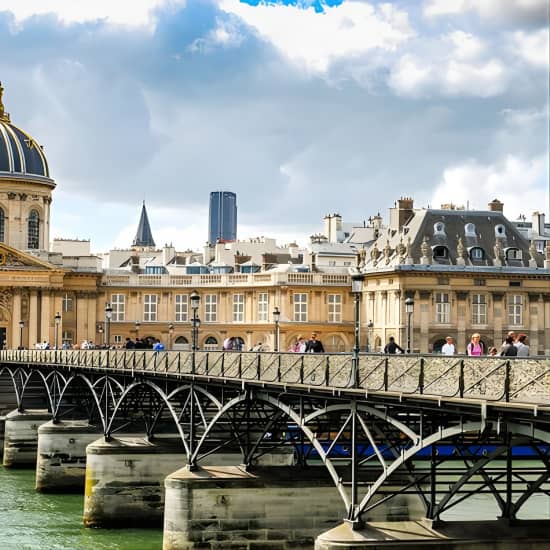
[1,462,548,549]
[0,467,162,550]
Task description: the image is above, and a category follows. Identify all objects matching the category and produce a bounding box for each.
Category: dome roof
[0,83,50,180]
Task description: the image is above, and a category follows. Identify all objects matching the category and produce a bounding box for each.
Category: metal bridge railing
[1,349,549,405]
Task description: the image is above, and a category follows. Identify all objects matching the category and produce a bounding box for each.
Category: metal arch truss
[1,361,549,528]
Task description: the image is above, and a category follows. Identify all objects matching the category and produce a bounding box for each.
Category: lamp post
[105,303,113,349]
[54,312,61,349]
[18,320,24,350]
[168,322,174,350]
[135,320,141,342]
[367,320,374,352]
[405,297,414,354]
[98,325,104,347]
[273,306,281,352]
[190,291,201,352]
[350,274,363,387]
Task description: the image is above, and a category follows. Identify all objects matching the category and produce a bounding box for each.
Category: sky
[0,0,548,253]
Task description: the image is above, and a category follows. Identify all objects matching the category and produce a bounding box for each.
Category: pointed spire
[0,82,11,123]
[132,201,156,248]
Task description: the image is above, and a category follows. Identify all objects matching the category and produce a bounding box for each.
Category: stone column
[76,293,88,346]
[419,291,431,353]
[39,290,51,346]
[3,408,52,467]
[0,414,5,462]
[28,291,38,349]
[528,293,540,354]
[10,291,21,349]
[36,420,101,492]
[87,294,97,344]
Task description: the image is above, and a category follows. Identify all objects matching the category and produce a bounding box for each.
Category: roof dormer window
[495,224,506,238]
[505,248,522,261]
[464,223,476,237]
[469,247,485,261]
[433,245,450,263]
[434,222,446,236]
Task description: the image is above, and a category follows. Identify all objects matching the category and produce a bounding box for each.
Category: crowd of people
[437,331,530,356]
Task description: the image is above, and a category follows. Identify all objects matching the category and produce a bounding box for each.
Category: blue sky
[0,0,548,252]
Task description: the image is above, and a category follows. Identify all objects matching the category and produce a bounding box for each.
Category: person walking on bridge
[384,336,404,354]
[305,332,324,353]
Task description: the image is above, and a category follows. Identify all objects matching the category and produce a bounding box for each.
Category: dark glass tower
[208,191,237,245]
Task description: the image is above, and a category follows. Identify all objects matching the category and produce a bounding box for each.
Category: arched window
[505,248,522,261]
[204,336,218,351]
[469,247,485,261]
[0,208,4,242]
[326,334,346,352]
[28,209,40,249]
[174,335,190,351]
[175,336,189,345]
[433,222,445,236]
[464,223,476,237]
[433,246,450,263]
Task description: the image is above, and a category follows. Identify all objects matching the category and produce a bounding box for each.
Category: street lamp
[190,291,201,352]
[54,312,61,349]
[98,325,104,347]
[405,297,414,354]
[351,274,363,387]
[367,320,374,353]
[168,322,174,350]
[105,303,113,349]
[18,320,24,350]
[273,306,281,352]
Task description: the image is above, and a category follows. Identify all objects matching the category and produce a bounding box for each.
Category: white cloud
[424,0,548,24]
[512,29,549,67]
[0,0,185,28]
[218,0,414,72]
[389,54,507,98]
[448,30,486,60]
[431,155,547,219]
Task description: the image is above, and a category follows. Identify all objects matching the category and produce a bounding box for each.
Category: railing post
[505,360,511,403]
[459,359,465,398]
[177,352,181,374]
[257,353,261,381]
[277,353,281,383]
[300,356,304,385]
[383,357,389,391]
[325,356,330,386]
[419,357,425,395]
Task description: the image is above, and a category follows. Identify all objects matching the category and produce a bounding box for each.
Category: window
[472,294,487,325]
[143,294,157,321]
[62,294,74,313]
[0,208,4,242]
[435,292,450,324]
[327,335,345,352]
[505,248,522,261]
[433,222,445,235]
[233,293,245,322]
[470,247,485,261]
[327,294,342,323]
[175,294,188,322]
[258,293,268,322]
[293,293,308,322]
[474,279,486,286]
[28,209,40,249]
[495,224,506,237]
[61,331,73,347]
[204,336,218,350]
[509,281,522,287]
[205,294,217,322]
[113,335,122,345]
[433,246,449,262]
[464,223,476,237]
[508,295,523,325]
[111,294,125,321]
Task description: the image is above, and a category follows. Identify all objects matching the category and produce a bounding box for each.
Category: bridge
[1,349,549,549]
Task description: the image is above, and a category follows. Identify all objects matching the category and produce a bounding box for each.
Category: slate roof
[132,202,156,248]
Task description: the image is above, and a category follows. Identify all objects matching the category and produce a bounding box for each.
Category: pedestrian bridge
[1,349,549,548]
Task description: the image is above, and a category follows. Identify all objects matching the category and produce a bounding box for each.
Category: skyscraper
[208,191,237,245]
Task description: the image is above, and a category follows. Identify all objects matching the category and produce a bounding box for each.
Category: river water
[0,468,162,550]
[1,462,548,549]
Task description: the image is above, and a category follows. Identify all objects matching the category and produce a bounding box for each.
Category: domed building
[0,82,53,251]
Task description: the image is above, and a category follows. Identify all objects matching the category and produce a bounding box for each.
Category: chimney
[390,197,414,231]
[532,211,545,236]
[488,199,503,212]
